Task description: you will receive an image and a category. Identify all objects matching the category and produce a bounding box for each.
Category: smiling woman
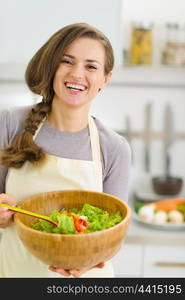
[0,23,131,278]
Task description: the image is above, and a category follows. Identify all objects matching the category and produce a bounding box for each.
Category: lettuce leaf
[32,203,123,234]
[57,216,76,234]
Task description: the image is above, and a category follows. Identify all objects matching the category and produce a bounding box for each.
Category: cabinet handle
[155,262,185,268]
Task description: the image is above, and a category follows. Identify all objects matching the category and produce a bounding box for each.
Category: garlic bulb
[152,210,168,224]
[168,210,184,224]
[138,204,155,222]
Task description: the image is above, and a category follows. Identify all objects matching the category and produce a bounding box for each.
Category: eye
[87,65,97,70]
[61,59,72,65]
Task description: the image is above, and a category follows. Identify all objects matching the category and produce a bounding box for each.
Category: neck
[47,100,90,132]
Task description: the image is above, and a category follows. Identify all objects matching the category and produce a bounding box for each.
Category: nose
[70,63,84,80]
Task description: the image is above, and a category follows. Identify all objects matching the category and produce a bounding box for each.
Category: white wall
[0,0,122,66]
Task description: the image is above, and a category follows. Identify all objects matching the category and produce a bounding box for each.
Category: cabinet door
[111,243,143,277]
[143,245,185,277]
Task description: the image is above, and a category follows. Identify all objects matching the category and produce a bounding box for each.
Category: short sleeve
[0,110,10,193]
[0,106,29,193]
[0,109,11,148]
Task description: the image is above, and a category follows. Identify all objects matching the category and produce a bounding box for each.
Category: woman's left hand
[49,262,105,277]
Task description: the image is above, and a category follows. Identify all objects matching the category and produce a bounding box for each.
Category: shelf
[0,63,185,88]
[110,66,185,88]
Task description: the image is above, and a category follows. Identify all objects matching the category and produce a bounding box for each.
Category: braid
[24,101,51,135]
[0,101,51,168]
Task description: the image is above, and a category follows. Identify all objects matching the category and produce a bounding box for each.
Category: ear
[100,71,113,89]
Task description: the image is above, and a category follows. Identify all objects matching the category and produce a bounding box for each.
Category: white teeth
[65,82,86,91]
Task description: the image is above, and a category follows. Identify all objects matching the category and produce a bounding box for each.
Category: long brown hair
[0,23,114,168]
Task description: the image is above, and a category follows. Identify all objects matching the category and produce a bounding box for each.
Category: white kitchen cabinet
[143,245,185,277]
[111,243,144,277]
[111,241,185,277]
[111,219,185,278]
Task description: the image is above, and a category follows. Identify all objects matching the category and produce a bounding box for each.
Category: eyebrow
[63,54,102,65]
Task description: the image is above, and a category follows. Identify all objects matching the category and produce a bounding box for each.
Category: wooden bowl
[14,190,131,270]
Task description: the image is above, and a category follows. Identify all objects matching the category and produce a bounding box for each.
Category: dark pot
[152,176,183,196]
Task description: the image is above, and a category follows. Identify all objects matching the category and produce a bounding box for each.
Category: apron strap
[88,116,102,163]
[33,117,46,141]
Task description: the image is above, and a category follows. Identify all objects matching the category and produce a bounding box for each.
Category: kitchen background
[0,0,185,277]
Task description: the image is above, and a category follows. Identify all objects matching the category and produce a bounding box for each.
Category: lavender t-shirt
[0,105,131,201]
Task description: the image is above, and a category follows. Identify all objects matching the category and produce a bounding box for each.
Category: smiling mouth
[64,82,87,92]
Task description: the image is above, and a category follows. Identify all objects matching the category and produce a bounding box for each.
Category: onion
[152,210,168,224]
[168,210,184,224]
[138,204,155,222]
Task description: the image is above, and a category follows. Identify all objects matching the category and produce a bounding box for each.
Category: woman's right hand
[0,193,17,228]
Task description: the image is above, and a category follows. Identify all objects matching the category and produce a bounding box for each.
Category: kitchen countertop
[125,217,185,246]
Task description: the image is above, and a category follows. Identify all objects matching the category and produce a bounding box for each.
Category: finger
[0,213,13,225]
[49,266,71,277]
[0,206,9,212]
[69,262,105,278]
[69,266,93,278]
[69,269,83,277]
[0,210,14,219]
[96,262,105,268]
[0,224,9,228]
[0,216,13,227]
[0,194,17,205]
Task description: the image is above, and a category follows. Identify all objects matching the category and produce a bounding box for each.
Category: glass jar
[163,23,185,66]
[129,22,153,65]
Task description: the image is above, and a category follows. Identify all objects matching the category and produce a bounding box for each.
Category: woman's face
[53,37,112,108]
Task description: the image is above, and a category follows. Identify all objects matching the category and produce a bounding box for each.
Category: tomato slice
[67,213,88,232]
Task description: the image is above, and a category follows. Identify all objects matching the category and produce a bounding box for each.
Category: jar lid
[131,21,153,29]
[165,22,178,28]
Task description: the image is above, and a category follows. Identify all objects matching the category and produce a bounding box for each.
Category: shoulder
[0,105,33,143]
[1,104,32,121]
[94,117,131,157]
[93,116,131,178]
[94,117,131,200]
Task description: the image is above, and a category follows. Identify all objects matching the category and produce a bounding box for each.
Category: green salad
[32,203,123,234]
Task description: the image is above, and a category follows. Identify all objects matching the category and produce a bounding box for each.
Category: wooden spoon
[0,203,58,226]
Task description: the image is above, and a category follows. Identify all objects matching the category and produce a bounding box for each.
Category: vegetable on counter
[32,203,123,234]
[155,198,185,212]
[134,198,185,225]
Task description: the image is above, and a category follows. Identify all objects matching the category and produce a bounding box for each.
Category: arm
[0,110,17,227]
[103,137,132,202]
[0,109,10,194]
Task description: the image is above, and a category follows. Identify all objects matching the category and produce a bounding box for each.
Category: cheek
[53,73,62,91]
[90,74,104,89]
[53,78,58,93]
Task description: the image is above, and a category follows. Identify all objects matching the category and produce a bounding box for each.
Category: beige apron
[0,116,114,278]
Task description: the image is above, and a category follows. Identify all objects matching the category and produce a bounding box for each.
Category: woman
[0,23,131,278]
